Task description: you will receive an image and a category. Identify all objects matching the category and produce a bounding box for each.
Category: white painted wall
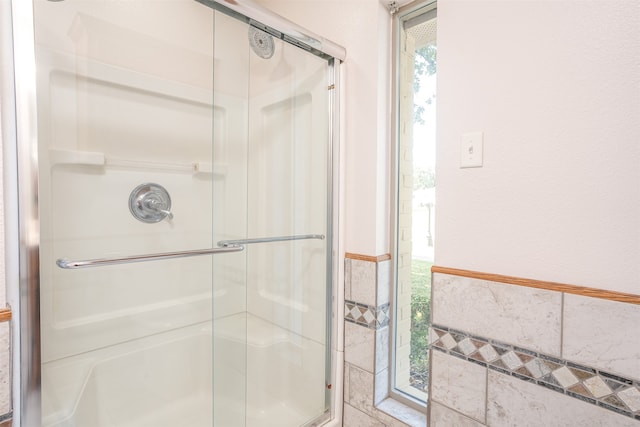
[257,0,392,256]
[0,98,4,310]
[436,0,640,293]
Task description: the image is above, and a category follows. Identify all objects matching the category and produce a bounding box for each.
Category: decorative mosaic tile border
[431,324,640,421]
[345,300,390,329]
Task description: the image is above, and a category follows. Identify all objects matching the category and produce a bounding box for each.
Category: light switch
[460,131,483,168]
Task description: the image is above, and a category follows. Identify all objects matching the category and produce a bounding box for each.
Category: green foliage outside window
[408,39,436,396]
[410,259,432,392]
[413,44,437,125]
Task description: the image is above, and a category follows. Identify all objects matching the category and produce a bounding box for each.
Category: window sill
[376,398,427,427]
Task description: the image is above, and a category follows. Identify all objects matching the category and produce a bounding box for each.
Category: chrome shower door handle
[217,233,325,247]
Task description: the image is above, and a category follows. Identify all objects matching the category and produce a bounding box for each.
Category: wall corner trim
[431,266,640,305]
[345,252,391,262]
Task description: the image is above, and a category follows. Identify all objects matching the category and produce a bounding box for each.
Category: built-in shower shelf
[49,148,105,166]
[48,149,227,176]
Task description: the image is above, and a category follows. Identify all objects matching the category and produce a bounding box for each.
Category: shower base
[42,314,327,427]
[118,394,212,427]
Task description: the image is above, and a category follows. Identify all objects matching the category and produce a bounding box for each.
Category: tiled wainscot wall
[0,308,10,425]
[429,268,640,426]
[343,254,426,427]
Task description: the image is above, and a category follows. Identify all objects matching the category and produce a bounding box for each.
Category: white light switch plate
[460,131,483,168]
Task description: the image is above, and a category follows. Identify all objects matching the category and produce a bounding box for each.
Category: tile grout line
[484,347,489,426]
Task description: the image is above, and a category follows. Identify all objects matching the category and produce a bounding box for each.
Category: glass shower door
[211,12,332,427]
[35,1,231,426]
[244,23,331,427]
[31,1,334,426]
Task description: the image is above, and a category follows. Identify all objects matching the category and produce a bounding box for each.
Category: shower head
[248,27,275,59]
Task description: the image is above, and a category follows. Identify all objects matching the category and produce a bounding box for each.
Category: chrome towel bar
[56,245,244,269]
[56,233,325,269]
[217,234,325,247]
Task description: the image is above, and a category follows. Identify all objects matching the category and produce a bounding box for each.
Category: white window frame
[389,0,437,412]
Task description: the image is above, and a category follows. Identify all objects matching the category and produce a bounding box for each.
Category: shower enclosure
[6,0,344,426]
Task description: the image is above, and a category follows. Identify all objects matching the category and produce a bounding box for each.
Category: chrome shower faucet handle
[129,183,173,223]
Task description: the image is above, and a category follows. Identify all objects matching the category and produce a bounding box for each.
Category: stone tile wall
[430,272,640,426]
[343,255,425,427]
[0,320,8,423]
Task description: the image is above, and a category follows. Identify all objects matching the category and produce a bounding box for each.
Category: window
[392,1,437,406]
